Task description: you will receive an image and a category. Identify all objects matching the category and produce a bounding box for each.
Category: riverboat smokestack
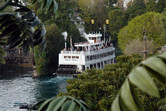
[62,31,68,50]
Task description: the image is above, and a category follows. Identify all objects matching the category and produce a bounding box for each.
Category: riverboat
[56,32,115,75]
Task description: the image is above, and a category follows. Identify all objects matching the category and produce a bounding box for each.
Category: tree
[124,0,145,21]
[118,12,164,52]
[108,9,125,46]
[56,55,142,111]
[28,0,85,75]
[78,0,116,32]
[145,0,158,12]
[34,24,64,75]
[111,52,166,111]
[116,0,125,11]
[124,38,159,57]
[32,53,166,111]
[160,9,166,45]
[155,0,166,13]
[0,0,58,64]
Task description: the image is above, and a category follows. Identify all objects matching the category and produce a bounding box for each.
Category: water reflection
[0,65,72,111]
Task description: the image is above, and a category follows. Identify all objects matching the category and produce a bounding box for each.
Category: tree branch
[0,0,12,11]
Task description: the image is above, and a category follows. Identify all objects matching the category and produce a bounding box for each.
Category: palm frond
[111,52,166,111]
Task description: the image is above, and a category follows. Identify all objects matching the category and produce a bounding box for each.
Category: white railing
[60,51,89,54]
[60,46,114,55]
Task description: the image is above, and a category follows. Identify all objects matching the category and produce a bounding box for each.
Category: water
[0,65,72,111]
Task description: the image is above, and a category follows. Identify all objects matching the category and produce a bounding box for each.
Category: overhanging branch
[0,0,12,11]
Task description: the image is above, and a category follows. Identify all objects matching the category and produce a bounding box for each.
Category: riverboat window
[76,56,79,59]
[72,56,79,59]
[64,56,71,59]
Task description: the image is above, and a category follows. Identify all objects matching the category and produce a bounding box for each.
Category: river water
[0,65,72,111]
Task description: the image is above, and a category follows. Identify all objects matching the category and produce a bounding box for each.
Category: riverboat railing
[60,46,114,55]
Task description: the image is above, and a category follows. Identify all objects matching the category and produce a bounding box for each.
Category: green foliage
[111,52,166,111]
[34,24,64,75]
[0,0,57,64]
[29,0,85,74]
[118,12,164,52]
[32,96,89,111]
[57,55,142,111]
[30,0,58,13]
[160,9,166,45]
[0,38,7,64]
[0,12,46,52]
[155,0,166,13]
[108,9,125,45]
[145,0,166,13]
[124,38,159,57]
[125,0,145,21]
[34,48,48,75]
[78,0,115,32]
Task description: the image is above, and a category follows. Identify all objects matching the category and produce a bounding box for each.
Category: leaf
[141,57,166,84]
[130,84,144,111]
[31,17,41,27]
[31,0,37,4]
[0,47,7,56]
[129,66,159,97]
[37,97,55,111]
[9,38,22,49]
[61,100,76,111]
[42,0,47,9]
[0,20,16,30]
[120,79,138,111]
[47,1,54,12]
[0,14,15,23]
[46,96,66,111]
[46,0,53,12]
[34,36,42,46]
[0,24,19,38]
[31,100,45,110]
[40,25,46,37]
[158,53,166,60]
[0,56,6,64]
[7,30,21,44]
[33,29,41,39]
[15,7,31,12]
[53,0,58,13]
[21,11,35,19]
[111,94,121,111]
[119,95,129,111]
[26,17,36,23]
[0,38,7,45]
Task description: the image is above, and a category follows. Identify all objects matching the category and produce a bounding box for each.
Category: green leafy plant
[0,0,58,64]
[31,0,58,13]
[32,96,89,111]
[111,52,166,111]
[0,38,7,64]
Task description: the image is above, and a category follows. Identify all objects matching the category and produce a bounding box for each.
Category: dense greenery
[57,55,142,110]
[32,96,89,111]
[0,0,52,64]
[112,52,166,111]
[118,12,166,52]
[123,38,158,57]
[1,0,166,111]
[34,24,63,75]
[33,53,166,111]
[29,0,86,75]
